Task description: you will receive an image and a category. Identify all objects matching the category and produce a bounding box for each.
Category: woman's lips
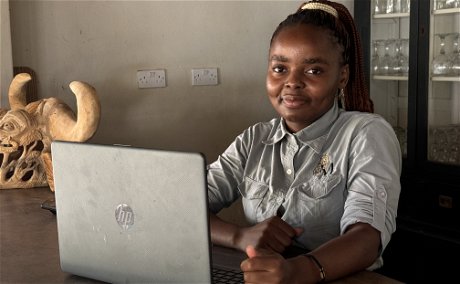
[281,95,307,108]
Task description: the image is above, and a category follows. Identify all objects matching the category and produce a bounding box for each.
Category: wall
[9,0,353,162]
[9,0,293,162]
[1,0,14,108]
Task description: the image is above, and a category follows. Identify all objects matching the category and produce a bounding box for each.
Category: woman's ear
[339,64,349,89]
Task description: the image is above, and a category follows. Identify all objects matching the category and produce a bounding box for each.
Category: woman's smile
[280,94,308,108]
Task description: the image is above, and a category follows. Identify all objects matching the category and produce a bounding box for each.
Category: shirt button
[286,169,292,175]
[379,190,386,199]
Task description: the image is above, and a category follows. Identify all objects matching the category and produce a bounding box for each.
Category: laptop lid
[51,141,212,283]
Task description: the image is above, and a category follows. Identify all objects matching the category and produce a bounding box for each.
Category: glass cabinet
[369,0,411,158]
[355,1,460,282]
[428,2,460,165]
[356,0,460,203]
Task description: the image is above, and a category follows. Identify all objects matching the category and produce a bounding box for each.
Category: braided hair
[270,0,373,113]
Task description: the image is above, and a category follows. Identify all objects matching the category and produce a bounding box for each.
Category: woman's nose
[284,71,305,89]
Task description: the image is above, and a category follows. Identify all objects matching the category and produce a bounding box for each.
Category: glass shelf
[433,8,460,15]
[373,12,410,19]
[431,76,460,82]
[373,75,409,81]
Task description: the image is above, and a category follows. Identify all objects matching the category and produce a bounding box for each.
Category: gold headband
[301,2,338,18]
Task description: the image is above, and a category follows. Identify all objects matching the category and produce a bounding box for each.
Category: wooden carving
[0,73,101,191]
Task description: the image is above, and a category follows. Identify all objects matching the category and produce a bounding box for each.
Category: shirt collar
[263,100,340,154]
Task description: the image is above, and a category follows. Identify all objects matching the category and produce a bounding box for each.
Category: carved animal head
[0,73,101,189]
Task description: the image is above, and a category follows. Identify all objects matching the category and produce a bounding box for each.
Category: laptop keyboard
[212,267,244,284]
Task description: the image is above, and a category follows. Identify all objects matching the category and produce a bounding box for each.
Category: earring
[339,89,346,110]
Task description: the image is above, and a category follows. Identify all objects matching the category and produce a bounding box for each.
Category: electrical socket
[137,69,166,88]
[191,68,218,86]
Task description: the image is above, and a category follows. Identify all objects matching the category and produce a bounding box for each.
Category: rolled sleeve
[341,117,402,252]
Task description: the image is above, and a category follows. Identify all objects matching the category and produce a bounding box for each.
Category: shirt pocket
[292,173,344,239]
[300,173,342,200]
[238,177,269,223]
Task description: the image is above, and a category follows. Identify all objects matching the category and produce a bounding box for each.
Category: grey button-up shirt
[208,101,401,269]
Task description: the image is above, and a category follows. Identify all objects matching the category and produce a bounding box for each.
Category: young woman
[207,1,401,283]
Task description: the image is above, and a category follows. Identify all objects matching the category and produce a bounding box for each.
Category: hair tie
[300,1,338,18]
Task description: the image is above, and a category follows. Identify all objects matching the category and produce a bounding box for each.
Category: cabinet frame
[355,0,460,242]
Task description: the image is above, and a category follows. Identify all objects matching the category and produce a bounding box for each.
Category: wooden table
[0,187,403,283]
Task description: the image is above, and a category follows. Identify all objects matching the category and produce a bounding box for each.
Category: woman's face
[267,24,349,133]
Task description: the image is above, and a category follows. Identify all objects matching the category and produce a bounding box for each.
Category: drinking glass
[449,33,460,76]
[381,39,396,75]
[374,0,387,14]
[436,0,447,10]
[446,0,460,8]
[401,39,410,74]
[386,0,401,13]
[372,40,384,74]
[394,39,409,75]
[432,34,451,76]
[400,0,410,13]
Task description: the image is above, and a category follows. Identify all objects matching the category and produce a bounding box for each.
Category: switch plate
[137,69,166,88]
[191,68,218,86]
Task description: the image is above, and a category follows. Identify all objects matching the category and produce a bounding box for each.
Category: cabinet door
[428,1,460,166]
[369,0,411,158]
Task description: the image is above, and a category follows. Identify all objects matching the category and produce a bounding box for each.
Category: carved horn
[49,81,101,142]
[8,73,32,110]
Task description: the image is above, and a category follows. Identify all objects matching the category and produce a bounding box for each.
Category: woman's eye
[306,68,322,75]
[272,66,286,73]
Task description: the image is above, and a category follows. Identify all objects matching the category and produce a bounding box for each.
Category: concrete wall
[1,0,14,108]
[8,0,353,162]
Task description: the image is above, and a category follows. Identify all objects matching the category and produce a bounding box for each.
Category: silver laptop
[51,141,244,283]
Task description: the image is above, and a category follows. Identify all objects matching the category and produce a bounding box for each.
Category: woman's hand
[234,216,303,253]
[240,245,309,284]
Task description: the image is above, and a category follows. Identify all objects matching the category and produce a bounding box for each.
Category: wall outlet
[191,68,218,86]
[137,69,166,88]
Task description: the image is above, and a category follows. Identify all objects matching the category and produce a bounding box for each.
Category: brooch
[313,153,333,177]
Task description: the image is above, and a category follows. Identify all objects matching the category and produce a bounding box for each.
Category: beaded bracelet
[304,254,326,283]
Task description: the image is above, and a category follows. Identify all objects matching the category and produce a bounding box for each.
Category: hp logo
[115,204,134,230]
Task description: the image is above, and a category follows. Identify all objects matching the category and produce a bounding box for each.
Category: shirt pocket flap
[304,173,342,199]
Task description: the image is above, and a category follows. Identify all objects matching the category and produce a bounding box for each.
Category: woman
[207,1,401,283]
